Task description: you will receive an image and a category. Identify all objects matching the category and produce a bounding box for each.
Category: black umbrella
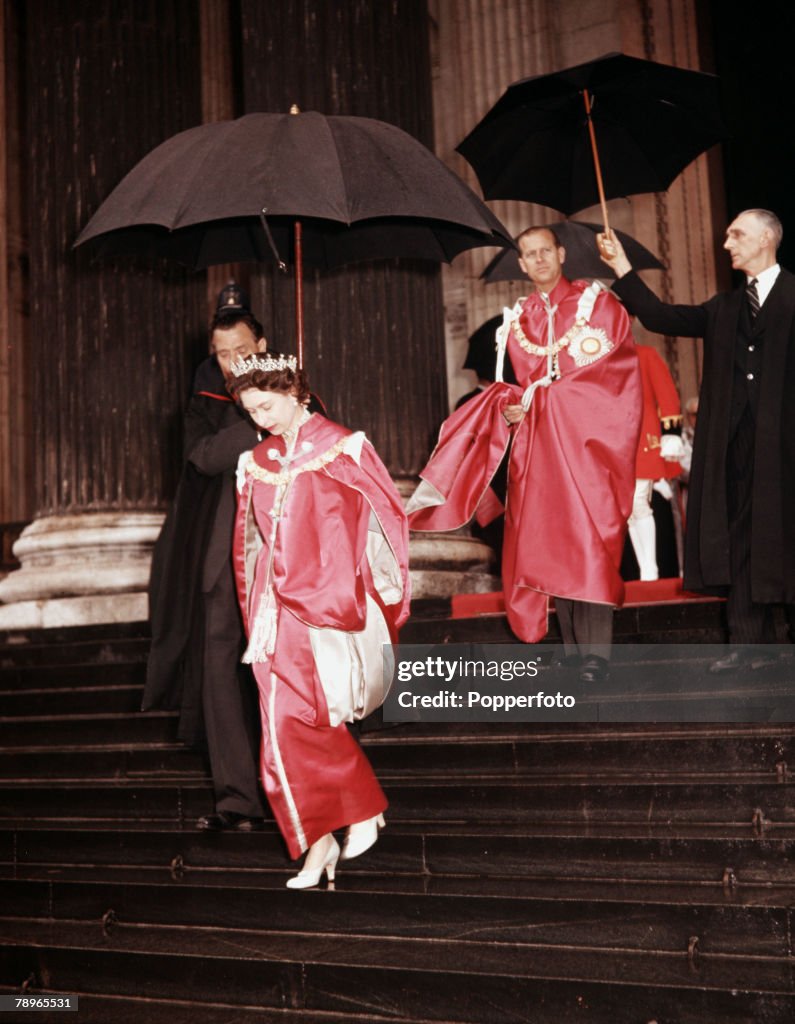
[457,52,728,232]
[75,108,513,366]
[480,221,664,283]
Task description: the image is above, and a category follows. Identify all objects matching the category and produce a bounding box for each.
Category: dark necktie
[746,277,760,319]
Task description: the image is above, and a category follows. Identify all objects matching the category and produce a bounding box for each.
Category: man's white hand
[503,403,525,426]
[596,228,633,278]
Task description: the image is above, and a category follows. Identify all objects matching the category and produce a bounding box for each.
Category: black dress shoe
[550,653,583,670]
[579,655,609,684]
[709,650,779,674]
[196,811,265,832]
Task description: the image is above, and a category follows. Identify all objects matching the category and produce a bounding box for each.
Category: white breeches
[628,479,658,581]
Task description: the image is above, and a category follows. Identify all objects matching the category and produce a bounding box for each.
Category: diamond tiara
[230,352,298,377]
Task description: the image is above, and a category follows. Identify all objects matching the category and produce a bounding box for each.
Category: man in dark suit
[599,210,795,669]
[144,288,267,830]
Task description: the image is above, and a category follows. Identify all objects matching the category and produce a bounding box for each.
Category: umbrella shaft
[582,91,610,233]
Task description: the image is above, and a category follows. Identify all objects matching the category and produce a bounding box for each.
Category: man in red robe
[408,226,641,682]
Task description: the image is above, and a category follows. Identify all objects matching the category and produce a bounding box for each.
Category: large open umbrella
[457,52,728,232]
[480,221,664,283]
[75,108,513,366]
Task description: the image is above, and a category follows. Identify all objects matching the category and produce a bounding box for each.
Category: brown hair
[516,225,562,249]
[226,360,310,406]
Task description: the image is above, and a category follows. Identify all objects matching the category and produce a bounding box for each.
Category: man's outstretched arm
[597,228,709,339]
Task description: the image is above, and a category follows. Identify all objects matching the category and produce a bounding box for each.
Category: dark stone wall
[705,0,795,270]
[25,0,207,515]
[239,0,447,474]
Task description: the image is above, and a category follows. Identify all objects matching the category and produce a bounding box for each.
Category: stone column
[0,0,207,629]
[0,0,32,536]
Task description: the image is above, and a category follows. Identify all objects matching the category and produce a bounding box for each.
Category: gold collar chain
[511,312,588,357]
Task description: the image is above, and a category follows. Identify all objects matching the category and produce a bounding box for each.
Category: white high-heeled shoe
[340,812,385,861]
[286,834,340,889]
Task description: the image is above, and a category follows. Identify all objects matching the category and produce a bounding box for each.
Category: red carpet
[450,578,719,619]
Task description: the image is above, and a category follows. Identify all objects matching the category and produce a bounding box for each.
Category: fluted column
[0,0,207,628]
[0,0,32,531]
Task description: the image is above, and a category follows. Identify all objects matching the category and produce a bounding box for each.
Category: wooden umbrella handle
[582,90,610,235]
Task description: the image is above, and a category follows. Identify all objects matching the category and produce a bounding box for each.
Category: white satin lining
[268,672,308,853]
[404,477,445,516]
[308,592,392,727]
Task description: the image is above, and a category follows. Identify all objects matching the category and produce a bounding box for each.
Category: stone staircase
[0,612,793,1024]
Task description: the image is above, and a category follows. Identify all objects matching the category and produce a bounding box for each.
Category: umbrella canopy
[457,52,727,220]
[480,221,664,283]
[76,110,512,270]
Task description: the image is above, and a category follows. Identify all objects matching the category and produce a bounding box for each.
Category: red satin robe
[409,277,641,642]
[233,414,410,859]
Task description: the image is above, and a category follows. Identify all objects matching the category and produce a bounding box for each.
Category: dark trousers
[202,561,265,817]
[555,598,613,660]
[726,407,775,644]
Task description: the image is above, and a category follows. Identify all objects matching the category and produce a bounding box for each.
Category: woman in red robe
[227,352,410,888]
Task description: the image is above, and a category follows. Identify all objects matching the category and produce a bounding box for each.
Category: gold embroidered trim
[245,436,349,486]
[661,415,683,429]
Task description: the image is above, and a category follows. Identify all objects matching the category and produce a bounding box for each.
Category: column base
[0,512,163,629]
[393,475,501,600]
[409,531,500,599]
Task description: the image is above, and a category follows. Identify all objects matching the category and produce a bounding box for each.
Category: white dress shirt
[748,263,780,307]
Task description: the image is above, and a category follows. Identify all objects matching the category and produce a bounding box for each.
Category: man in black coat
[599,210,795,670]
[144,296,267,830]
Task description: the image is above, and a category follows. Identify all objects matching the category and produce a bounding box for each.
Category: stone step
[401,598,727,645]
[0,918,790,1024]
[0,746,205,781]
[0,684,146,717]
[0,661,145,691]
[0,712,178,747]
[0,617,149,639]
[1,872,792,958]
[0,629,149,668]
[365,723,795,775]
[2,824,794,884]
[1,724,793,780]
[1,777,792,825]
[6,860,795,901]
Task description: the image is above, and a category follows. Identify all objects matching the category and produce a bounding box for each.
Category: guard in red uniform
[629,345,685,580]
[408,226,641,682]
